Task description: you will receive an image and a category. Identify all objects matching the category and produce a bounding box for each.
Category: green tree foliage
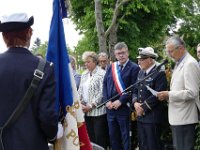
[176,1,200,58]
[74,35,98,65]
[30,40,48,58]
[36,41,48,57]
[69,0,200,61]
[31,37,42,54]
[31,40,73,60]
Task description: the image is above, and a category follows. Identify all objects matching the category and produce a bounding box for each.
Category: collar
[117,59,129,68]
[84,66,99,76]
[8,45,29,49]
[6,47,32,54]
[145,63,156,75]
[176,52,187,66]
[72,69,78,76]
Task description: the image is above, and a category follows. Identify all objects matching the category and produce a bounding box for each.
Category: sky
[0,0,82,53]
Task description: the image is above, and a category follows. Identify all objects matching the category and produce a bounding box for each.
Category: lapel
[146,65,157,76]
[81,66,98,84]
[144,65,157,82]
[89,66,99,84]
[171,53,189,84]
[121,60,130,75]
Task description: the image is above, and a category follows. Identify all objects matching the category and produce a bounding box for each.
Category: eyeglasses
[165,46,179,54]
[99,60,107,63]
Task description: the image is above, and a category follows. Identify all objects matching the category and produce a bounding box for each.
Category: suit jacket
[132,65,168,123]
[103,60,140,115]
[169,53,200,125]
[78,66,106,116]
[0,48,58,150]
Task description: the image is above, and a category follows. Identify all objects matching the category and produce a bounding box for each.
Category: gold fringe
[131,111,137,121]
[54,139,62,150]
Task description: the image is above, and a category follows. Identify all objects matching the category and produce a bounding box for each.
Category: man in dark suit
[0,13,58,150]
[132,47,168,150]
[103,42,140,150]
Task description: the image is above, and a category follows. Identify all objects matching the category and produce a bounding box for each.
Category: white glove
[57,123,64,139]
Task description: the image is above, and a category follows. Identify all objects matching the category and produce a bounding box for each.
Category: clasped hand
[106,100,122,110]
[134,102,144,116]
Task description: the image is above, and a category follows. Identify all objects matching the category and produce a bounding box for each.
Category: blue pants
[171,124,196,150]
[137,122,162,150]
[107,114,129,150]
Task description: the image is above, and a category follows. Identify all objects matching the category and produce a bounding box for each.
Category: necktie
[120,65,123,72]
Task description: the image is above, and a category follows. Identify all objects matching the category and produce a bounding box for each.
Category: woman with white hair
[78,51,108,149]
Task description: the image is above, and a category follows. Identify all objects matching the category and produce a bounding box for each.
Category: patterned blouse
[78,66,106,116]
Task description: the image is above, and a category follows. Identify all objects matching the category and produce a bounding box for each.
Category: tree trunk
[108,24,118,62]
[95,0,130,57]
[94,0,107,53]
[105,0,129,61]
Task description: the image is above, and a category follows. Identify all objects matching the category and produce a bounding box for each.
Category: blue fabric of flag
[60,0,67,18]
[46,0,73,115]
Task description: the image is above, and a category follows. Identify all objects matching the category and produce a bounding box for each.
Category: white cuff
[57,123,64,139]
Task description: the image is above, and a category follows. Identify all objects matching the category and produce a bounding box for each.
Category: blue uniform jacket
[103,60,140,115]
[0,48,58,150]
[132,65,168,123]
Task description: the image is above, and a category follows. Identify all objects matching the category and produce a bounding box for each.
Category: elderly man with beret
[132,47,168,150]
[0,13,59,150]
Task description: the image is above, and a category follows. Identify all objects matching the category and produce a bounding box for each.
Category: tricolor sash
[111,62,126,95]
